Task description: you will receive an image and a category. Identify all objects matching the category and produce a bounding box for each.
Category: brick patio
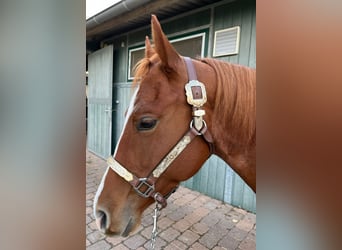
[86,151,256,249]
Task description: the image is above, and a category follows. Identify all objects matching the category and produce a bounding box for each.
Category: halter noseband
[107,57,213,209]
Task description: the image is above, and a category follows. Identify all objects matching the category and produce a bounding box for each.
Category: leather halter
[107,57,213,209]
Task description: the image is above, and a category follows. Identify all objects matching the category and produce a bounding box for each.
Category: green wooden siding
[212,0,256,68]
[105,0,256,212]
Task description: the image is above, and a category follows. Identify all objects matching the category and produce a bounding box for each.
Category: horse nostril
[95,209,109,232]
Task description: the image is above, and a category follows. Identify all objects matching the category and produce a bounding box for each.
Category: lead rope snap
[150,203,161,250]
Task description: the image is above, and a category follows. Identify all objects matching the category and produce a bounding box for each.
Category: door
[87,45,113,159]
[112,83,138,146]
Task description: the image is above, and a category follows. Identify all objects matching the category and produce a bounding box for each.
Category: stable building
[86,0,256,212]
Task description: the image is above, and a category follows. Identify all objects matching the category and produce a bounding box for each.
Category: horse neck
[198,59,256,191]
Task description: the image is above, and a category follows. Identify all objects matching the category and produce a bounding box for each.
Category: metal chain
[150,203,161,250]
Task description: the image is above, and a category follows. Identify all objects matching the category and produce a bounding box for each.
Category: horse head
[93,15,215,236]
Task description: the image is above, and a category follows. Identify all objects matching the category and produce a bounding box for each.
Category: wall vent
[213,26,240,57]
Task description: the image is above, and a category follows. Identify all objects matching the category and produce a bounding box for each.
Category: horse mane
[132,58,151,86]
[201,58,256,145]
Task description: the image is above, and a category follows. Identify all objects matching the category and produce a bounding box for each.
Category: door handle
[104,109,114,113]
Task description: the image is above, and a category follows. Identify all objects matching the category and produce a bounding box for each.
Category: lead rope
[150,203,161,250]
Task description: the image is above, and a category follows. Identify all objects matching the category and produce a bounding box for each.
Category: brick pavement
[86,151,256,250]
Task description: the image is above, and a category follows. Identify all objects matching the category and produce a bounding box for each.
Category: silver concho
[185,80,207,107]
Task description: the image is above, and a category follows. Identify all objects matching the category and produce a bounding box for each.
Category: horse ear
[151,15,181,71]
[145,36,155,58]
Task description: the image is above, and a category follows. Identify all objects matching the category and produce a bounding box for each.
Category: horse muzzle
[95,205,139,237]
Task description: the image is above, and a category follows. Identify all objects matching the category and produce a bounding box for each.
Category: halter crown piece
[107,57,212,209]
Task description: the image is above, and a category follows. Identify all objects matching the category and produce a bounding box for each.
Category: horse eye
[136,117,157,131]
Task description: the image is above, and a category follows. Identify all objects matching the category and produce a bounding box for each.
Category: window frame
[128,32,206,81]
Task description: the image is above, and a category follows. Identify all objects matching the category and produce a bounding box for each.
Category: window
[128,33,205,80]
[213,26,240,57]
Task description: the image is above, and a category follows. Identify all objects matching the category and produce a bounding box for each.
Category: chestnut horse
[94,15,255,237]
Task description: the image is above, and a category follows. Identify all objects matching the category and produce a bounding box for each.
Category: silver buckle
[134,178,155,198]
[185,80,207,107]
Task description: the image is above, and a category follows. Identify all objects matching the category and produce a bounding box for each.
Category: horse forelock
[202,58,256,144]
[132,58,150,86]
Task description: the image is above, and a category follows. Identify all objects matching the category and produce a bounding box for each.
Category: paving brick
[184,213,202,224]
[167,208,186,221]
[180,204,196,216]
[87,231,105,243]
[86,206,92,215]
[203,200,221,210]
[141,213,154,227]
[228,227,249,241]
[226,209,245,222]
[158,216,174,230]
[105,235,126,246]
[88,220,98,231]
[86,225,92,235]
[248,228,256,238]
[199,230,224,249]
[163,239,187,250]
[213,246,229,250]
[238,236,256,250]
[87,240,111,250]
[217,216,236,230]
[233,207,248,215]
[169,190,183,200]
[161,202,178,216]
[143,237,166,249]
[189,242,209,250]
[178,230,200,246]
[140,225,153,239]
[193,207,210,218]
[86,193,95,200]
[176,186,189,195]
[86,186,97,194]
[86,239,91,246]
[86,181,96,188]
[109,243,129,250]
[86,199,93,207]
[191,222,209,235]
[219,234,240,249]
[188,198,205,209]
[172,218,192,232]
[196,194,211,204]
[123,234,147,249]
[159,227,180,242]
[244,212,256,223]
[86,215,92,224]
[174,193,197,206]
[201,212,220,227]
[236,218,254,231]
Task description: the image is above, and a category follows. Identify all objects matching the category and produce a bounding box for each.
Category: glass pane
[129,35,203,79]
[172,36,203,59]
[129,48,144,79]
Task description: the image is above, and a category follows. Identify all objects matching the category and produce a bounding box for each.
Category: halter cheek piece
[107,57,213,209]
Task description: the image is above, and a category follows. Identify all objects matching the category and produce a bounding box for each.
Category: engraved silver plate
[107,156,134,182]
[185,80,207,107]
[152,135,191,178]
